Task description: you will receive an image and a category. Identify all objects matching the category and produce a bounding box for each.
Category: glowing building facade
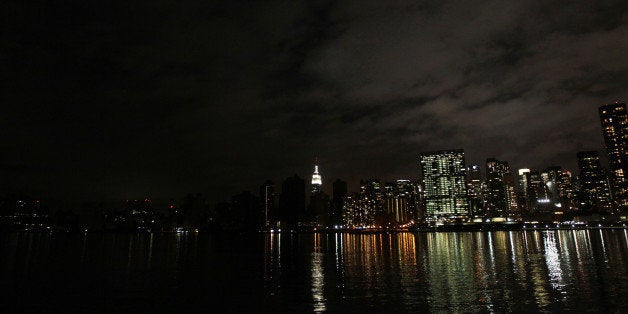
[599,102,628,210]
[466,165,484,216]
[311,162,322,195]
[419,150,469,219]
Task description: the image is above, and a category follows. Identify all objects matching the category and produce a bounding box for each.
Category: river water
[1,230,626,312]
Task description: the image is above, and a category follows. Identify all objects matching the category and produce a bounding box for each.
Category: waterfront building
[504,173,518,213]
[577,151,612,212]
[419,150,469,219]
[542,166,571,210]
[412,182,424,219]
[342,194,358,227]
[485,158,514,216]
[309,191,329,227]
[517,169,530,197]
[359,179,383,225]
[517,168,531,212]
[528,171,552,212]
[230,191,259,230]
[331,179,347,227]
[466,165,484,216]
[383,180,415,225]
[599,102,628,210]
[279,174,306,227]
[259,180,275,228]
[559,170,577,211]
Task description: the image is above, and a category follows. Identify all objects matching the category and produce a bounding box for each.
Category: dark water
[1,230,626,313]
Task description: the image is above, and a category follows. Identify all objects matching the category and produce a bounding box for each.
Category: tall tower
[577,151,612,212]
[419,149,469,219]
[485,158,511,216]
[517,168,531,212]
[466,165,484,216]
[517,169,530,198]
[311,159,322,195]
[599,102,627,210]
[259,180,275,228]
[279,175,306,227]
[331,179,347,226]
[383,180,414,225]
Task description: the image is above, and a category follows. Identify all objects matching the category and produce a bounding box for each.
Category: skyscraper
[383,180,414,225]
[259,180,275,228]
[517,168,531,212]
[466,165,484,216]
[279,174,306,227]
[504,173,518,213]
[419,150,468,219]
[577,151,612,212]
[359,179,383,225]
[528,171,552,212]
[541,166,575,212]
[485,158,513,216]
[599,102,627,210]
[331,179,347,227]
[311,160,322,195]
[230,191,259,230]
[517,169,530,198]
[306,161,326,226]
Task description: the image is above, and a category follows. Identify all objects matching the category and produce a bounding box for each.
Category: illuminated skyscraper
[577,151,612,212]
[359,179,383,225]
[311,160,322,195]
[485,158,514,216]
[383,180,415,225]
[419,150,468,219]
[517,169,530,198]
[466,165,484,216]
[517,168,531,212]
[599,102,627,210]
[528,171,552,212]
[504,173,518,213]
[541,166,575,212]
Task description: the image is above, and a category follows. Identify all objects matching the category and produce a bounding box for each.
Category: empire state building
[311,161,322,195]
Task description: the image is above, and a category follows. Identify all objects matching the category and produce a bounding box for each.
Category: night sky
[2,1,627,205]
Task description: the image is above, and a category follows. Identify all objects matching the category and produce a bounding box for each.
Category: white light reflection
[487,232,495,266]
[334,233,338,267]
[509,231,516,266]
[599,229,608,263]
[335,233,344,271]
[543,232,564,290]
[311,234,326,312]
[572,230,581,262]
[277,232,281,268]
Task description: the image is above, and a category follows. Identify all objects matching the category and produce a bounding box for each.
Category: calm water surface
[0,230,626,312]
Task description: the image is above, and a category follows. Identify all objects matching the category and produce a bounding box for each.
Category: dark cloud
[1,0,626,204]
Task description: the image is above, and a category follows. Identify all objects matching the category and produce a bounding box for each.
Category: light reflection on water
[311,234,326,312]
[0,230,626,312]
[261,230,627,312]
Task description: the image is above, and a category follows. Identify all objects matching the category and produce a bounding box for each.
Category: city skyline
[0,102,624,207]
[3,1,626,205]
[2,2,627,312]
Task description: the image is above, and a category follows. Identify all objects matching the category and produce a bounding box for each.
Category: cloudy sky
[2,0,627,204]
